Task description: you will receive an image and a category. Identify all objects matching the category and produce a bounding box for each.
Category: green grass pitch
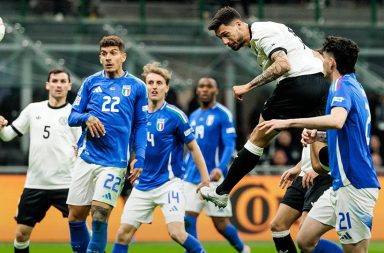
[0,241,383,252]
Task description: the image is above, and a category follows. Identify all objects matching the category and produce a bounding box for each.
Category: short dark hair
[99,35,125,52]
[47,69,71,82]
[321,36,359,75]
[207,7,242,31]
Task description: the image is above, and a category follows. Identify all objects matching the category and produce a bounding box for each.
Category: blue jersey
[136,102,195,191]
[68,71,147,168]
[326,73,380,190]
[184,103,236,184]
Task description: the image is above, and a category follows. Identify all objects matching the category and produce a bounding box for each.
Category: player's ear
[122,52,127,63]
[45,81,49,91]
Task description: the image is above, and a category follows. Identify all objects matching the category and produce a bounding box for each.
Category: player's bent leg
[112,223,138,253]
[297,216,333,253]
[212,217,249,253]
[167,222,206,253]
[68,205,91,253]
[342,239,369,253]
[212,116,278,197]
[14,224,33,253]
[184,211,199,239]
[300,212,342,253]
[270,204,301,253]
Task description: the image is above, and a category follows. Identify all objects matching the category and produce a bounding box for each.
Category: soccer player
[66,35,147,253]
[259,36,380,253]
[271,144,342,253]
[199,7,329,208]
[183,77,250,253]
[112,62,210,253]
[0,69,81,253]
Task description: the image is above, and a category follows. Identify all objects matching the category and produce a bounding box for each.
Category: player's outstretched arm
[232,50,290,100]
[186,139,210,191]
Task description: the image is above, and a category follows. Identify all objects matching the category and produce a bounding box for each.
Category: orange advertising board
[0,175,383,242]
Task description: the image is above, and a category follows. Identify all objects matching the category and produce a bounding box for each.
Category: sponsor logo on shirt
[122,85,131,96]
[35,115,42,120]
[92,86,102,93]
[156,118,165,132]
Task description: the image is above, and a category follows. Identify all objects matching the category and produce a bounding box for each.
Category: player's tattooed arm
[248,50,290,89]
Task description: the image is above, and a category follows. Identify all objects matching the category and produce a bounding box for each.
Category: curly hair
[142,62,172,85]
[208,7,242,31]
[321,36,359,75]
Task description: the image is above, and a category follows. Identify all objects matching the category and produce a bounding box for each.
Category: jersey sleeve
[218,111,236,174]
[132,82,148,168]
[175,110,195,145]
[253,23,287,59]
[68,79,91,126]
[330,80,352,112]
[11,103,33,135]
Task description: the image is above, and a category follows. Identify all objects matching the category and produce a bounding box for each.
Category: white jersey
[0,101,81,189]
[249,21,323,82]
[299,145,312,176]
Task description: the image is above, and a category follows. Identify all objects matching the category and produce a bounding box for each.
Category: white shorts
[120,178,185,228]
[308,184,378,244]
[67,158,126,207]
[184,180,232,217]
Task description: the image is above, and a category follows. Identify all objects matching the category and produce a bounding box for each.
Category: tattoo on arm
[249,50,290,89]
[91,205,110,222]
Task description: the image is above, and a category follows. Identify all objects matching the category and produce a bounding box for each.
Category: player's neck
[200,101,216,110]
[148,99,165,113]
[105,69,125,79]
[48,97,67,108]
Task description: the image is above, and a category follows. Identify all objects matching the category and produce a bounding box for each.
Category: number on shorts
[167,190,180,204]
[338,212,352,230]
[103,173,122,193]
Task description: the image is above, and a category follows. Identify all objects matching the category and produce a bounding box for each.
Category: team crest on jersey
[59,116,68,126]
[156,119,165,131]
[122,85,131,96]
[206,115,215,126]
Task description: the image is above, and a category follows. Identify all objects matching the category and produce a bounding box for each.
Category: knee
[168,230,187,243]
[270,218,289,232]
[15,228,31,242]
[213,218,228,233]
[68,206,89,222]
[116,225,135,245]
[297,236,316,253]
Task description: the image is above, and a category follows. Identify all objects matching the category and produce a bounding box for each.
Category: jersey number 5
[43,125,50,139]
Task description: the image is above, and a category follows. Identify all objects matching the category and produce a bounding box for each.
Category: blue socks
[182,234,205,253]
[86,220,108,253]
[112,243,129,253]
[69,221,90,253]
[184,214,198,238]
[220,224,244,252]
[312,239,343,253]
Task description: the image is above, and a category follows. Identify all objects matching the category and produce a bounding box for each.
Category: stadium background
[0,0,383,252]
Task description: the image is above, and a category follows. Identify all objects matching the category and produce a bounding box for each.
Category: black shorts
[120,179,133,197]
[262,73,330,120]
[15,188,69,227]
[281,174,332,212]
[303,174,332,212]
